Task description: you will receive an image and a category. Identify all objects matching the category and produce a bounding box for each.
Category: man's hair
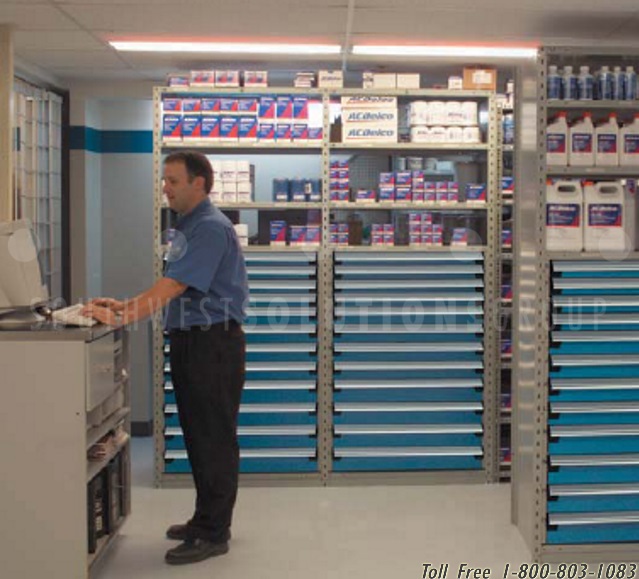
[164,151,213,194]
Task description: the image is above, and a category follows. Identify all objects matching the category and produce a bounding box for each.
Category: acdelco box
[259,97,276,120]
[258,123,276,142]
[342,108,398,125]
[341,96,398,109]
[220,98,239,115]
[293,97,308,120]
[201,117,220,140]
[215,70,240,87]
[219,117,239,142]
[238,98,258,115]
[201,98,220,115]
[162,115,182,141]
[239,117,258,142]
[342,125,397,143]
[162,97,182,113]
[277,96,293,119]
[270,221,287,246]
[276,124,292,142]
[190,70,216,87]
[182,98,202,113]
[318,70,343,88]
[191,124,219,155]
[243,71,268,87]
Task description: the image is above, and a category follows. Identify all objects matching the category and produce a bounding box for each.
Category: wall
[70,90,155,433]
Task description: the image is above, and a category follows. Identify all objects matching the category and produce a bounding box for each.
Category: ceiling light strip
[352,45,538,58]
[110,41,341,55]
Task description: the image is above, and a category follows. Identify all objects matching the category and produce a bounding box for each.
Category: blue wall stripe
[70,126,152,154]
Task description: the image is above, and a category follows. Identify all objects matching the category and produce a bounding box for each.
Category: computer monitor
[0,219,49,327]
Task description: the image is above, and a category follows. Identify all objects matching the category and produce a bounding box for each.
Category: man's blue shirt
[164,198,248,329]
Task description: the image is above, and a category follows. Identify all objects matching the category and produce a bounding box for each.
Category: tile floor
[92,438,532,578]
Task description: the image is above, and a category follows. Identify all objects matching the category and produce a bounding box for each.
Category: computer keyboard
[51,304,98,327]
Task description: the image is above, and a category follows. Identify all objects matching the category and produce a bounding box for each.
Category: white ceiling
[3,0,639,86]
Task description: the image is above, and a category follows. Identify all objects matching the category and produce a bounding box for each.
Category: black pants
[169,321,246,543]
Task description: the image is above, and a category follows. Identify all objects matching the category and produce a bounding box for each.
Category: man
[84,151,249,566]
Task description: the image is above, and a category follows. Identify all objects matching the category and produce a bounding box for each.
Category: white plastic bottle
[569,112,595,167]
[546,180,584,251]
[578,66,594,100]
[621,114,639,166]
[562,66,578,100]
[547,112,569,166]
[584,181,631,252]
[595,112,620,166]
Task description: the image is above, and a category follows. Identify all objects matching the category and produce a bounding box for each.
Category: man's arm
[83,277,187,325]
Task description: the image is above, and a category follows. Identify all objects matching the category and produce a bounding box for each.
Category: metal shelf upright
[512,46,639,562]
[152,85,503,487]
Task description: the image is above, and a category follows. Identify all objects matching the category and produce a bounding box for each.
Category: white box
[342,108,398,124]
[373,73,397,89]
[397,73,420,89]
[221,160,237,182]
[237,182,253,203]
[362,71,375,89]
[222,190,237,203]
[318,70,343,88]
[448,76,463,90]
[343,122,398,143]
[341,96,397,109]
[221,181,237,195]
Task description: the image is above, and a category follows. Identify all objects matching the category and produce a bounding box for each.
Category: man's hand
[90,297,124,312]
[82,304,122,326]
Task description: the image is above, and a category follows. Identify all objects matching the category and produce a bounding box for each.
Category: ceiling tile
[0,3,78,29]
[352,9,633,42]
[15,30,105,51]
[64,4,347,37]
[20,48,127,68]
[355,0,639,11]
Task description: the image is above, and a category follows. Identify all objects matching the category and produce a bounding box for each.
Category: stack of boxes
[408,100,481,144]
[161,95,322,143]
[209,160,254,203]
[269,222,321,247]
[330,161,350,201]
[341,96,398,143]
[407,213,443,247]
[371,224,396,246]
[272,177,322,202]
[330,223,350,246]
[166,70,268,88]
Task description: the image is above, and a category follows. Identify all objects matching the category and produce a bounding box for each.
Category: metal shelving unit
[512,46,639,562]
[153,85,502,487]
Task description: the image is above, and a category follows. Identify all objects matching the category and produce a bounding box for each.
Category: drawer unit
[332,251,485,472]
[162,251,319,474]
[547,260,639,544]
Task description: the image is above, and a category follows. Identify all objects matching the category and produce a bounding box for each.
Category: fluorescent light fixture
[352,45,538,58]
[110,41,341,55]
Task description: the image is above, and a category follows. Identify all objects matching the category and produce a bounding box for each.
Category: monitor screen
[0,219,49,311]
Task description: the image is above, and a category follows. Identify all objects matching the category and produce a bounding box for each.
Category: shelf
[86,407,130,449]
[161,141,322,152]
[159,86,494,99]
[330,142,488,151]
[547,251,639,261]
[87,516,127,570]
[330,245,487,252]
[243,245,320,252]
[87,434,130,483]
[160,86,325,95]
[548,100,639,110]
[330,202,487,211]
[546,166,639,177]
[218,202,323,210]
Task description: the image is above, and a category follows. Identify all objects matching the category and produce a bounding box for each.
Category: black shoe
[166,523,188,541]
[166,523,232,542]
[165,539,229,565]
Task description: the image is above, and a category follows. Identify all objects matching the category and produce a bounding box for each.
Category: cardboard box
[397,73,420,89]
[373,73,396,89]
[318,70,343,88]
[462,67,497,90]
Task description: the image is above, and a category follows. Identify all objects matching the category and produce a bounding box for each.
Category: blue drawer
[332,455,483,471]
[335,370,482,381]
[549,436,639,455]
[550,390,639,403]
[550,343,639,356]
[334,331,482,343]
[549,465,639,485]
[333,433,482,447]
[333,352,482,363]
[164,434,317,450]
[546,522,639,544]
[549,413,639,426]
[548,495,639,513]
[333,410,482,425]
[333,387,482,403]
[165,457,318,474]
